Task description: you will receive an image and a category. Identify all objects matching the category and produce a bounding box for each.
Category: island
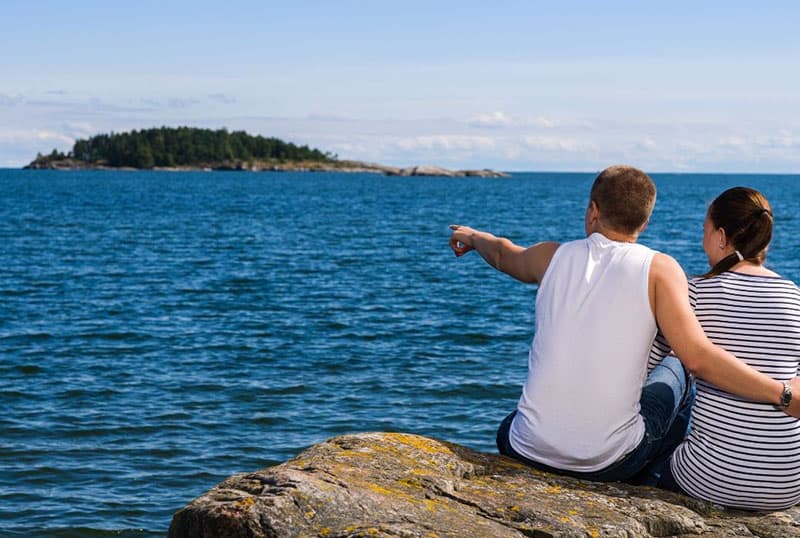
[24,126,509,178]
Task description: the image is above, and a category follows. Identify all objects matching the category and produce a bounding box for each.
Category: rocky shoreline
[168,432,800,537]
[23,158,510,178]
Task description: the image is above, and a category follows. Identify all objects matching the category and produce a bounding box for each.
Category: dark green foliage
[67,126,334,168]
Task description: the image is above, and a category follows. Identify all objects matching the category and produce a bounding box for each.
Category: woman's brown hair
[702,186,773,278]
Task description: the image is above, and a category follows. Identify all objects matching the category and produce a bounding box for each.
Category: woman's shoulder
[689,271,800,301]
[690,270,797,285]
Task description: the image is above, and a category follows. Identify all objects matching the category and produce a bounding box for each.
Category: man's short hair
[590,165,656,234]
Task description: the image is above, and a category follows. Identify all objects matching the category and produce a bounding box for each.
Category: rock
[384,165,509,178]
[168,432,800,538]
[462,168,511,178]
[405,165,460,177]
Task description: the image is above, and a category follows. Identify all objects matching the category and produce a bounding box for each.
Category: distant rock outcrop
[168,432,800,538]
[385,165,509,177]
[24,157,509,178]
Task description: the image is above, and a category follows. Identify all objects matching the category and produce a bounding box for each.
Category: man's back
[509,232,658,472]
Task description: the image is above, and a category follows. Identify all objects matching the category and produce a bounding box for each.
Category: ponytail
[701,188,772,279]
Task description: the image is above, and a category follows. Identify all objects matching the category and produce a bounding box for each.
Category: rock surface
[168,432,800,538]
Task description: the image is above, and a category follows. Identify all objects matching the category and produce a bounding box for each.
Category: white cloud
[674,140,711,154]
[327,141,370,156]
[0,93,25,106]
[467,111,512,128]
[718,136,748,148]
[532,117,557,128]
[636,137,658,151]
[62,122,98,138]
[208,93,237,104]
[0,128,74,145]
[393,135,497,152]
[3,95,800,172]
[522,135,586,152]
[756,131,797,148]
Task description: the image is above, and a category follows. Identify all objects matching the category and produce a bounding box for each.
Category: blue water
[2,169,799,536]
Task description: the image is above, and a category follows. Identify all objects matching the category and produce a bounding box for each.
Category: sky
[1,0,799,172]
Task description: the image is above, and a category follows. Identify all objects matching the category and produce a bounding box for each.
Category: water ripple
[2,170,799,535]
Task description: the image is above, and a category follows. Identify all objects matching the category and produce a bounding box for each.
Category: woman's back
[671,271,800,510]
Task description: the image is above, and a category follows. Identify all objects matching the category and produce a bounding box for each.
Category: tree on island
[26,126,509,177]
[33,126,337,169]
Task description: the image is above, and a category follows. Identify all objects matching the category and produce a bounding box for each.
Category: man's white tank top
[509,232,657,472]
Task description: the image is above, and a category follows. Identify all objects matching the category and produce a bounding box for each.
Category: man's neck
[595,227,639,243]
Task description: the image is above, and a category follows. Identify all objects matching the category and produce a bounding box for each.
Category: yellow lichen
[234,496,255,509]
[319,528,331,536]
[424,498,439,512]
[546,485,563,494]
[334,448,374,459]
[368,483,396,497]
[365,482,423,507]
[383,433,452,455]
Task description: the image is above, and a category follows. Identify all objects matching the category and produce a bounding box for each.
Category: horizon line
[4,166,800,176]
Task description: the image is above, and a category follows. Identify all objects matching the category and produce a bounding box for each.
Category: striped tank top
[650,271,800,510]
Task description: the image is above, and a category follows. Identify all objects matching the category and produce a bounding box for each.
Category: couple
[449,165,800,511]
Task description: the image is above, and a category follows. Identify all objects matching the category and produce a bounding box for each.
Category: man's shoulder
[650,251,681,268]
[649,252,688,284]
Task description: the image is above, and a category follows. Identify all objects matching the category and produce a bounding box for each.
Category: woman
[651,186,800,510]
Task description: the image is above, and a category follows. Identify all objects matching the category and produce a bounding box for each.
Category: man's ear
[638,218,650,234]
[587,200,600,223]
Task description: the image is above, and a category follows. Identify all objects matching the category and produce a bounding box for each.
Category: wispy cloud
[0,128,75,166]
[467,111,512,129]
[522,135,588,152]
[209,93,237,104]
[0,93,24,107]
[0,128,74,145]
[3,97,800,172]
[636,137,658,151]
[755,130,797,148]
[140,97,200,110]
[394,135,497,151]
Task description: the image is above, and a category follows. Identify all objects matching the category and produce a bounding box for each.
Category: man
[449,165,800,482]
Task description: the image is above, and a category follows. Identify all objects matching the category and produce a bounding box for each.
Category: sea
[2,169,799,537]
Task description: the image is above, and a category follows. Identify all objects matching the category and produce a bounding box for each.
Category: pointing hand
[449,224,475,257]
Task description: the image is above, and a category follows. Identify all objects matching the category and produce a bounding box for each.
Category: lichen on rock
[169,432,800,537]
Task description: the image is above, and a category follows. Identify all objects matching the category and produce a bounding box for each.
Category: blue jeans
[496,355,695,483]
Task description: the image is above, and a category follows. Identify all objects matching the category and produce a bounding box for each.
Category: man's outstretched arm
[449,224,559,284]
[650,252,800,417]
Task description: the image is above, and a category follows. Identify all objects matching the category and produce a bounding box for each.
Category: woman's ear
[718,227,728,249]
